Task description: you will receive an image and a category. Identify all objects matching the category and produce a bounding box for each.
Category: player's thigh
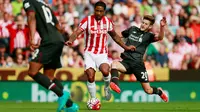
[44,44,63,69]
[31,46,54,65]
[95,53,109,70]
[28,61,43,76]
[111,61,127,73]
[43,67,56,80]
[133,67,149,82]
[84,52,96,71]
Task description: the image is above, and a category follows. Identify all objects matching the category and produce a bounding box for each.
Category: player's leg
[95,53,111,100]
[110,61,128,93]
[85,68,96,98]
[28,62,63,97]
[99,63,110,87]
[140,82,168,102]
[84,52,97,99]
[99,63,111,100]
[51,44,79,112]
[43,67,77,110]
[134,62,168,102]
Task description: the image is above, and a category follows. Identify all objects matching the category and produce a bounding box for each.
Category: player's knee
[144,88,153,94]
[101,68,109,76]
[111,61,118,69]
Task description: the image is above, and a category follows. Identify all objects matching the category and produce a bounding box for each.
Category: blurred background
[0,0,200,103]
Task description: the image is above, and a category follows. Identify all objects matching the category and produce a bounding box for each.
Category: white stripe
[91,19,97,53]
[105,17,109,31]
[85,16,91,51]
[97,19,104,54]
[48,83,55,89]
[104,17,109,54]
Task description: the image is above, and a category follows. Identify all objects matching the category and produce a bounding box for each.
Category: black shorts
[120,58,149,82]
[31,43,64,69]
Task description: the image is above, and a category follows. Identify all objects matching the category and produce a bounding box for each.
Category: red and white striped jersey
[79,15,114,54]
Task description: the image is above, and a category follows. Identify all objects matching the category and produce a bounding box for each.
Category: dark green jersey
[121,26,157,61]
[23,0,64,45]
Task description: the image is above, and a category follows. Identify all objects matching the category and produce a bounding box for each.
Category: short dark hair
[143,15,155,25]
[94,1,106,10]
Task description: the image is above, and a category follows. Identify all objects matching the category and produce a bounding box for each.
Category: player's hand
[30,39,41,52]
[160,17,167,27]
[65,41,73,46]
[125,45,136,51]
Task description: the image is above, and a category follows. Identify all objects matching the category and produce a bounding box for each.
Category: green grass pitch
[0,102,200,112]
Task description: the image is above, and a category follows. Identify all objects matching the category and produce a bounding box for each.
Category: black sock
[53,78,64,90]
[111,69,119,86]
[152,87,162,96]
[66,99,73,107]
[32,72,63,97]
[52,78,74,107]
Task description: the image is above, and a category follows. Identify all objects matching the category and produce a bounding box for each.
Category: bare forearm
[69,32,78,42]
[27,15,36,41]
[67,28,83,42]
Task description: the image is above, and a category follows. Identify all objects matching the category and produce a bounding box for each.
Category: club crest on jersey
[139,34,143,42]
[129,34,143,43]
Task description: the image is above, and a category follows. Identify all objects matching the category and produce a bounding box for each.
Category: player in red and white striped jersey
[66,1,135,105]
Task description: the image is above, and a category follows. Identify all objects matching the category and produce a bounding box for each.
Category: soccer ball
[87,98,101,110]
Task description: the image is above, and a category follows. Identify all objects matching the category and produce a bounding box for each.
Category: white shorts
[84,51,109,71]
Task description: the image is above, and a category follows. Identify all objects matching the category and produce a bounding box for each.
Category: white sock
[87,81,96,98]
[103,74,111,88]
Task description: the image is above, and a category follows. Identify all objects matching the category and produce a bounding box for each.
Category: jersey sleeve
[79,17,88,31]
[23,0,36,13]
[121,26,134,38]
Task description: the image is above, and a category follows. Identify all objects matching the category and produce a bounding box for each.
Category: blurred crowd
[0,0,200,70]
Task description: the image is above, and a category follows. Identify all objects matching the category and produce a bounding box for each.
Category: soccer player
[110,15,169,102]
[23,0,78,112]
[66,1,135,105]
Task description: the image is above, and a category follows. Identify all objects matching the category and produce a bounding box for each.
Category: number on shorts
[42,5,54,25]
[141,72,148,81]
[32,49,39,59]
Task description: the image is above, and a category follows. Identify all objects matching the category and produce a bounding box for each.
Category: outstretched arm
[65,28,83,46]
[155,17,167,41]
[108,30,136,51]
[27,11,40,51]
[27,11,36,42]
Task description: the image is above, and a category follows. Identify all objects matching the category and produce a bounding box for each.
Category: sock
[111,69,119,86]
[152,87,162,96]
[103,74,111,88]
[32,72,63,97]
[87,81,96,98]
[53,78,74,108]
[66,99,73,107]
[52,78,63,90]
